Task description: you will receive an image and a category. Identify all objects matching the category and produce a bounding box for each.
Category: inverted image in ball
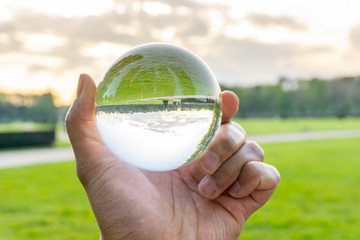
[95,43,222,171]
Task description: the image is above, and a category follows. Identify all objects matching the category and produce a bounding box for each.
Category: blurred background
[0,0,359,239]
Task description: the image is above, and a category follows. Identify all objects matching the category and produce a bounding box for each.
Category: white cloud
[143,1,172,16]
[245,12,307,31]
[0,5,12,20]
[349,24,360,50]
[0,0,359,104]
[2,0,115,18]
[23,34,67,53]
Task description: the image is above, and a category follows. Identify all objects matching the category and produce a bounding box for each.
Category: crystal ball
[95,43,222,171]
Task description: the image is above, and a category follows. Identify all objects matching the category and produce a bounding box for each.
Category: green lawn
[235,117,360,135]
[241,137,360,239]
[0,162,98,240]
[0,122,55,133]
[1,138,359,239]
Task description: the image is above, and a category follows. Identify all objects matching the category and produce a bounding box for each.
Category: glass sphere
[95,43,222,171]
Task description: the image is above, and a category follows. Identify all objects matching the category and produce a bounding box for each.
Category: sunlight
[0,5,12,20]
[157,28,175,42]
[0,0,359,105]
[81,42,130,58]
[143,1,172,16]
[0,33,10,44]
[1,0,114,17]
[23,34,67,53]
[131,1,142,13]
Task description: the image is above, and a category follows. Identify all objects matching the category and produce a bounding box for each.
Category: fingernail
[200,152,220,174]
[199,176,217,198]
[77,74,85,98]
[228,181,240,196]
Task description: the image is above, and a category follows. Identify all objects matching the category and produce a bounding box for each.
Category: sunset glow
[0,0,359,105]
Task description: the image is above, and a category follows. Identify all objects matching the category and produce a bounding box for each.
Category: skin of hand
[66,74,280,240]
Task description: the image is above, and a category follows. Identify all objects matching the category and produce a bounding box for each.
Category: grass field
[234,117,360,135]
[0,162,98,240]
[1,137,359,239]
[241,138,360,239]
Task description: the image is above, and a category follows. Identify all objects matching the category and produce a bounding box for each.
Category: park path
[248,129,360,143]
[1,129,360,169]
[0,147,74,169]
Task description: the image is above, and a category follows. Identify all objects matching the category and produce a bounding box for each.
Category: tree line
[220,76,360,118]
[0,93,57,123]
[0,76,359,123]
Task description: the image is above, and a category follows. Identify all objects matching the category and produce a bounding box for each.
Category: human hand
[66,74,280,240]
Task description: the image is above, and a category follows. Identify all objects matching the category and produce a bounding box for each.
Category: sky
[0,0,360,105]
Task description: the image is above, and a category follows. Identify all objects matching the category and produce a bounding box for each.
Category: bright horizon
[0,0,360,105]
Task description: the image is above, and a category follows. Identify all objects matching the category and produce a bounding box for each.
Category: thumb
[66,73,99,147]
[65,74,116,184]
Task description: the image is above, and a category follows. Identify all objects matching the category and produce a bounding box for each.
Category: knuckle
[217,123,246,153]
[230,121,247,138]
[64,114,73,130]
[64,101,78,129]
[76,167,89,187]
[75,160,91,186]
[268,165,281,184]
[241,161,261,181]
[244,141,264,162]
[212,163,239,191]
[259,163,281,188]
[218,163,235,182]
[218,133,238,154]
[76,172,87,185]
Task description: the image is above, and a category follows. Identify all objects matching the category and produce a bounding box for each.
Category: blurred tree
[0,92,57,124]
[221,76,360,118]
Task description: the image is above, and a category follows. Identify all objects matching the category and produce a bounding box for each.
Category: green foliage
[0,93,57,124]
[0,92,57,147]
[221,76,360,118]
[240,138,360,239]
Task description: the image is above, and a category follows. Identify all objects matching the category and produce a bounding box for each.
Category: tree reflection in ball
[95,43,222,171]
